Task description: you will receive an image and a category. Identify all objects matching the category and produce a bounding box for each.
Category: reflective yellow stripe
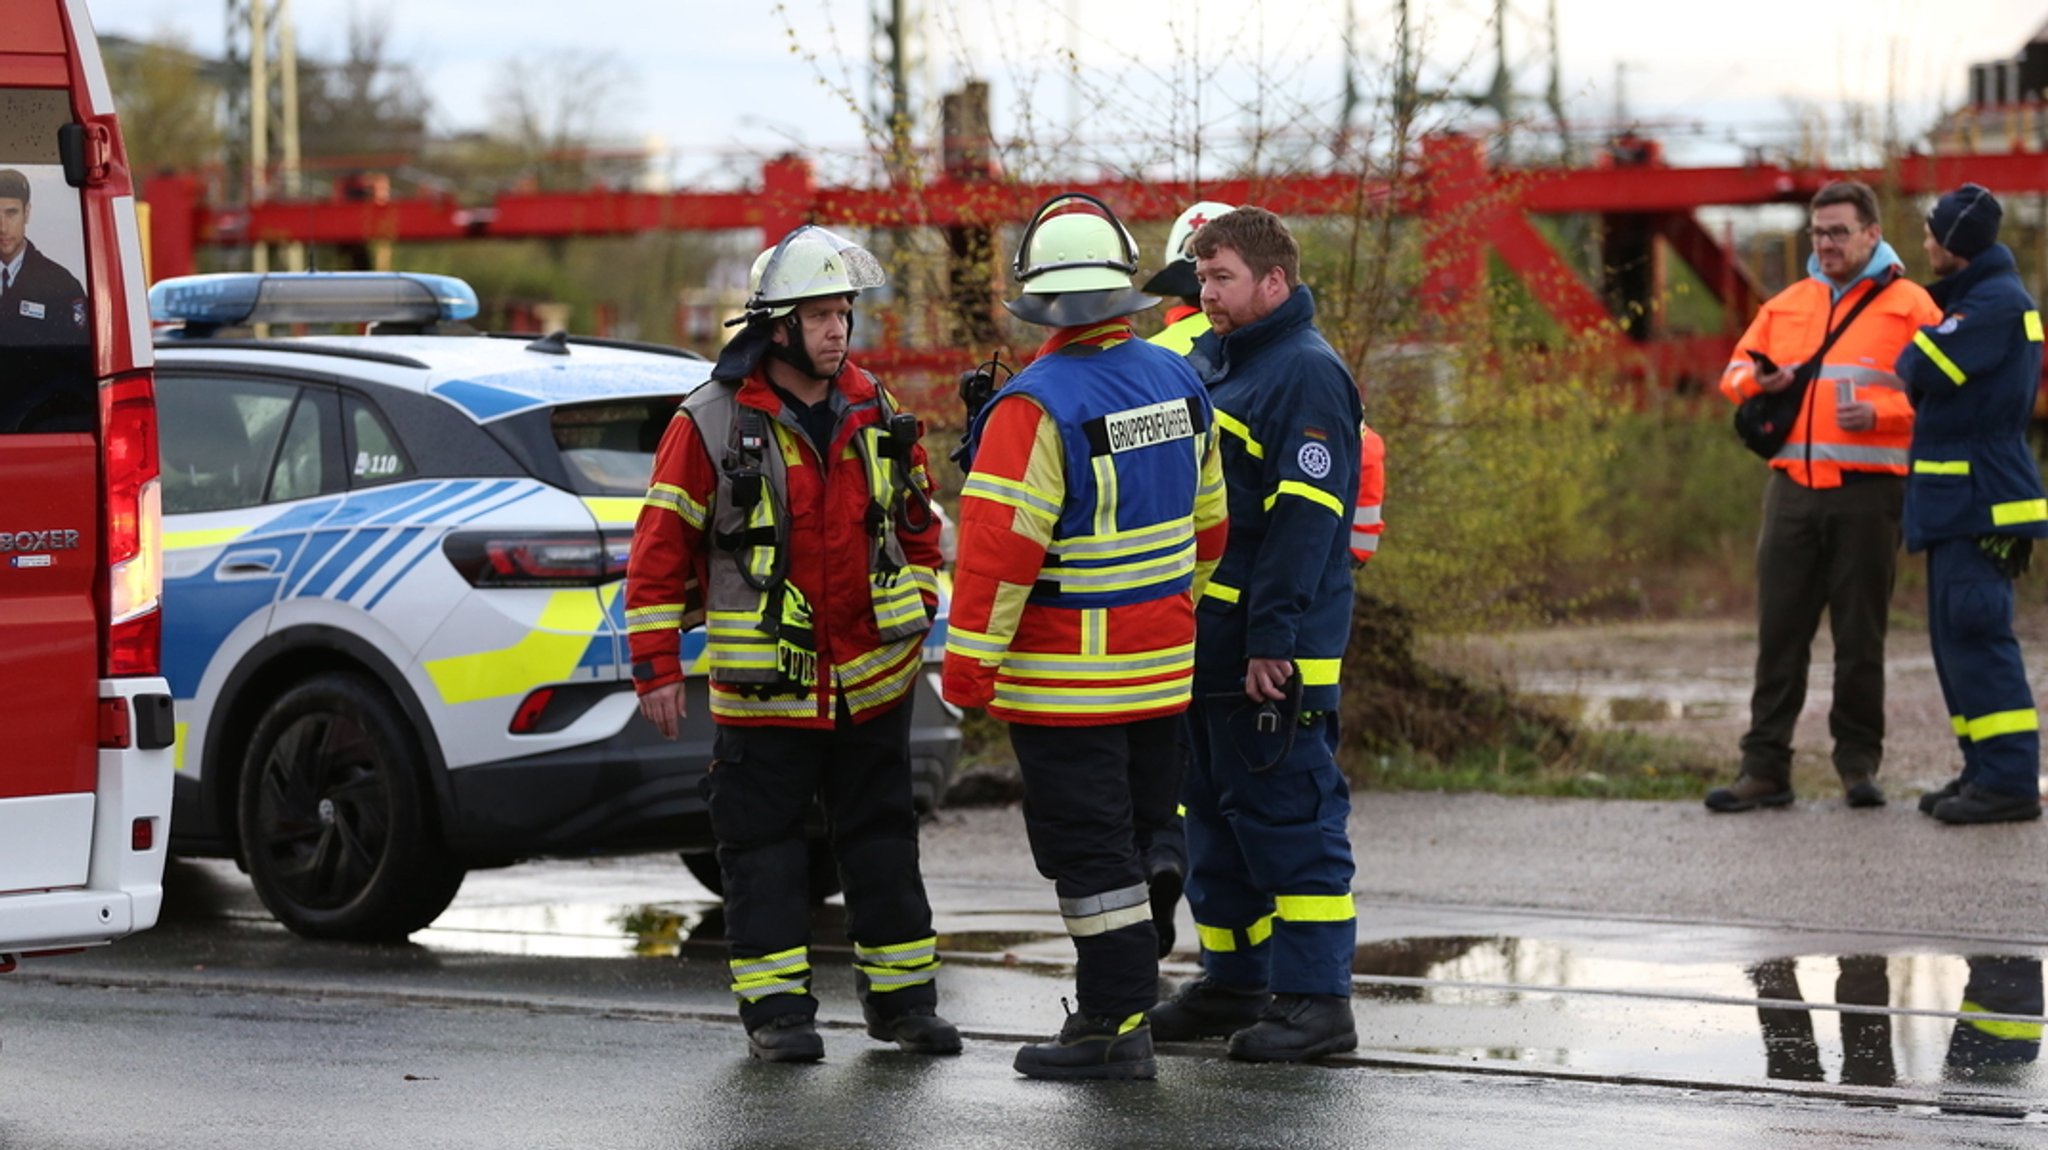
[1912,459,1971,476]
[1965,709,2040,742]
[1992,499,2048,527]
[1913,330,1968,384]
[961,472,1060,522]
[1264,480,1345,518]
[1215,411,1265,458]
[2027,311,2044,342]
[730,946,811,1000]
[1963,1001,2045,1041]
[1117,1012,1146,1035]
[1203,581,1241,604]
[1247,914,1273,946]
[1952,714,1969,736]
[992,678,1192,714]
[1194,913,1274,953]
[1297,658,1341,687]
[1274,894,1356,923]
[855,937,938,964]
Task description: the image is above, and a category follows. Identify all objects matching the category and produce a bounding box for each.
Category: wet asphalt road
[5,792,2048,1146]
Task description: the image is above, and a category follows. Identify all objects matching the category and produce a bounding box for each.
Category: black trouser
[1010,715,1182,1023]
[709,698,935,1028]
[1741,472,1902,784]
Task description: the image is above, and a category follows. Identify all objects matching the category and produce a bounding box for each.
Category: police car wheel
[238,672,467,941]
[679,838,842,905]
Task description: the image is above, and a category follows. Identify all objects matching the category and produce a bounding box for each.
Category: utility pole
[225,0,302,274]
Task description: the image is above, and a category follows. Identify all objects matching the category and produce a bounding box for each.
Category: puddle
[1517,668,1755,728]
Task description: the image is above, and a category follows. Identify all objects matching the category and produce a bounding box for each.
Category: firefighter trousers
[708,697,939,1029]
[1009,714,1181,1022]
[1928,536,2040,800]
[1183,698,1357,997]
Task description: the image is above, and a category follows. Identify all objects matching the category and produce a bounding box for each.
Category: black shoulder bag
[1733,269,1899,460]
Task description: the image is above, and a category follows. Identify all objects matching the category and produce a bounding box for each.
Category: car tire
[238,672,466,941]
[679,838,842,905]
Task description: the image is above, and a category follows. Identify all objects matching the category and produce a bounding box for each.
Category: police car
[150,271,960,941]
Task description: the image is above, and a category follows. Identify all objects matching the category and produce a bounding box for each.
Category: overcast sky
[82,0,2043,183]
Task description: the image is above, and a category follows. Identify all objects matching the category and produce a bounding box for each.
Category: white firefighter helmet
[1005,192,1159,327]
[745,225,886,320]
[1141,199,1237,298]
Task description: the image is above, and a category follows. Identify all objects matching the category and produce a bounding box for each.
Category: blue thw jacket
[1187,285,1362,713]
[1896,242,2048,552]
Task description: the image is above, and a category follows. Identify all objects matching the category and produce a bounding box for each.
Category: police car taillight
[104,374,162,677]
[147,271,480,331]
[441,531,627,587]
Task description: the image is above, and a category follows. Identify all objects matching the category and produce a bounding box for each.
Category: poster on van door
[0,88,93,435]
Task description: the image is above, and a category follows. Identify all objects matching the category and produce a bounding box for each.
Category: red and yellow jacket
[1720,258,1941,489]
[625,360,943,727]
[943,320,1228,726]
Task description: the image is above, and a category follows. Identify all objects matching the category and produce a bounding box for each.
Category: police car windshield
[551,398,676,495]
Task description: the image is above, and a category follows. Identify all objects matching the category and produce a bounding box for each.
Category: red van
[0,0,172,969]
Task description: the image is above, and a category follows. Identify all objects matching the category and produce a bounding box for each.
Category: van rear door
[0,0,172,963]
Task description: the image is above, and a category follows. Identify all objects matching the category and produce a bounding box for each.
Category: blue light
[149,272,481,329]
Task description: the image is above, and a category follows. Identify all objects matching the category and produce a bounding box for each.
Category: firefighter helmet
[745,225,886,321]
[1006,192,1158,327]
[1140,200,1237,299]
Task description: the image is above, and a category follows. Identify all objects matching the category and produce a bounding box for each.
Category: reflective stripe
[962,472,1061,522]
[1992,499,2048,527]
[1771,442,1910,468]
[1350,532,1380,554]
[856,965,940,991]
[1195,914,1274,953]
[645,482,708,530]
[1044,546,1195,593]
[1264,480,1345,517]
[1215,411,1265,458]
[1203,582,1241,604]
[992,679,1192,714]
[1116,1012,1146,1035]
[1913,330,1968,384]
[839,654,920,713]
[944,625,1012,659]
[625,604,687,632]
[1913,459,1971,476]
[730,947,811,1001]
[1047,519,1194,560]
[835,636,921,685]
[1963,1001,2046,1041]
[1352,504,1383,528]
[1274,894,1356,923]
[1297,658,1341,687]
[1820,364,1907,392]
[1000,646,1193,679]
[2028,311,2044,343]
[855,937,938,965]
[1060,884,1153,938]
[1952,714,1969,736]
[1965,709,2040,742]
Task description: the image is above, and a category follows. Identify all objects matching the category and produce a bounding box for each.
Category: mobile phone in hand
[1747,349,1780,376]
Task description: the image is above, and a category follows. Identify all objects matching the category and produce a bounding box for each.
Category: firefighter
[943,192,1227,1080]
[1896,184,2048,825]
[1705,180,1942,813]
[625,225,958,1062]
[1146,206,1362,1063]
[1138,200,1388,959]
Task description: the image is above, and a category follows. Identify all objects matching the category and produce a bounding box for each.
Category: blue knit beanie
[1928,183,2002,260]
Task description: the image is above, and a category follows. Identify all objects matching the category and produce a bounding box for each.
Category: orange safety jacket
[943,319,1228,726]
[1351,423,1385,565]
[625,359,943,727]
[1719,260,1942,489]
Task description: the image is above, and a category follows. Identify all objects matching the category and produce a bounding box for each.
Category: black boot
[1227,994,1358,1063]
[1147,977,1271,1041]
[1933,784,2043,825]
[863,1002,963,1055]
[746,1014,824,1063]
[1014,1002,1156,1081]
[1919,776,1964,816]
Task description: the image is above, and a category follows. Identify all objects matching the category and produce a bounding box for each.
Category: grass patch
[1350,726,1721,800]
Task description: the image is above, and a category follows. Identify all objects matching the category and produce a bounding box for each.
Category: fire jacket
[1150,313,1385,567]
[1185,285,1363,715]
[1896,242,2048,551]
[943,319,1228,726]
[625,359,942,727]
[1719,241,1941,489]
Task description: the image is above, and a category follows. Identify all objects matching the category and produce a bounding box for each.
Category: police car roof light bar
[148,271,481,331]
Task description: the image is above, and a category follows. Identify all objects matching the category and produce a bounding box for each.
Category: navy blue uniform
[1182,285,1361,997]
[1896,242,2048,801]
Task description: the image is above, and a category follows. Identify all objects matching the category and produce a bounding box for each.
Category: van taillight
[104,375,163,677]
[442,531,629,587]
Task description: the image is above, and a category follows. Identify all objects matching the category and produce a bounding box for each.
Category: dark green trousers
[1740,471,1903,785]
